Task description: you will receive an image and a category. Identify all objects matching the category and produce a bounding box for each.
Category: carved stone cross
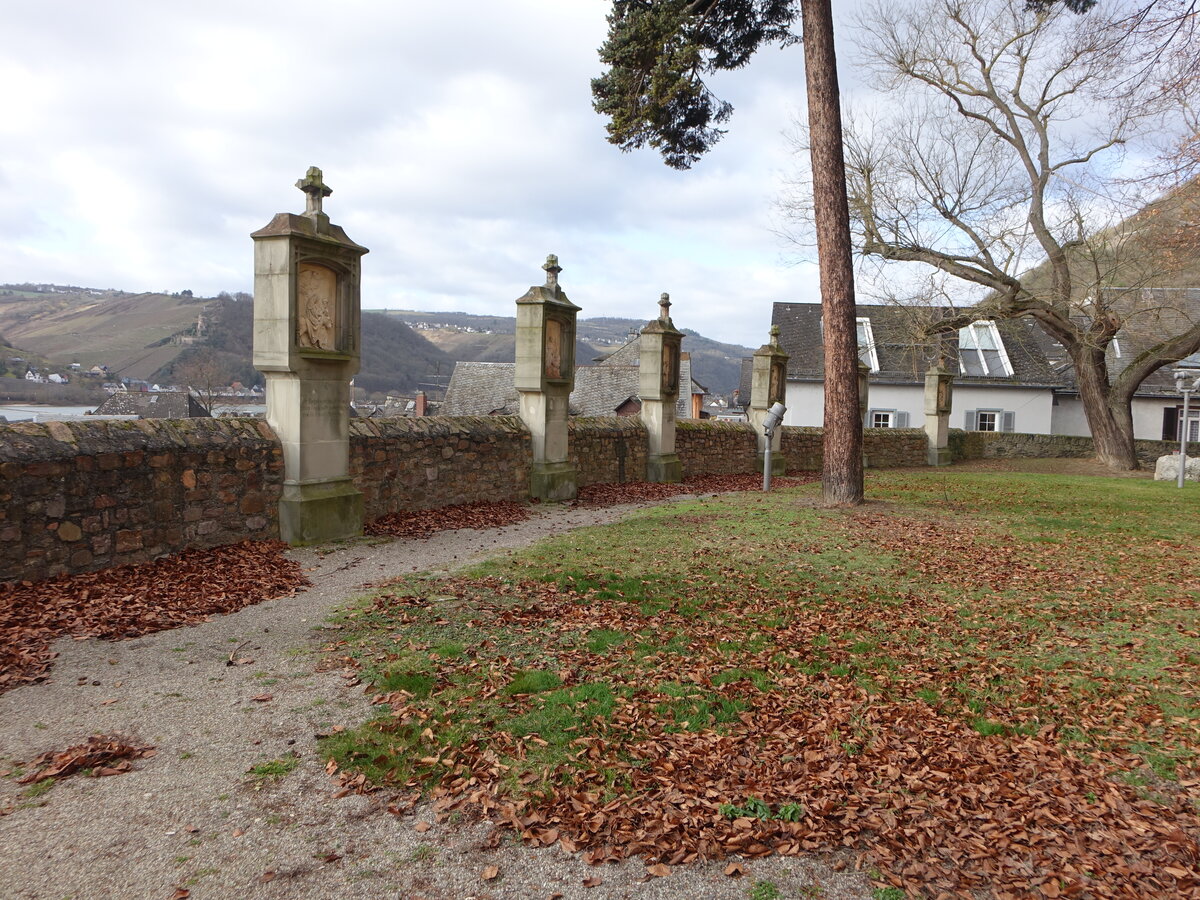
[659,292,672,321]
[543,254,562,293]
[296,166,332,217]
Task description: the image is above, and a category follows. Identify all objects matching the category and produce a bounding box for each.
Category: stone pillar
[252,167,368,545]
[639,293,684,483]
[515,255,580,500]
[750,325,790,476]
[924,364,954,466]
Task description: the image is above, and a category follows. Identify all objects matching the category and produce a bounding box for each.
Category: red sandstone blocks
[115,530,142,552]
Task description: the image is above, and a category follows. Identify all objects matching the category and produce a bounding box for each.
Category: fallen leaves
[481,864,500,881]
[0,540,307,692]
[327,477,1200,895]
[365,501,532,538]
[17,735,156,784]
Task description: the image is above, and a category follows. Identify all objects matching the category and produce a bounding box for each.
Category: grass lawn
[322,470,1200,897]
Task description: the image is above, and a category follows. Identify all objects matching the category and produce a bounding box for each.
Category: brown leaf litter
[0,540,308,692]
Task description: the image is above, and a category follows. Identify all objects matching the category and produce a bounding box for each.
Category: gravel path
[0,500,873,900]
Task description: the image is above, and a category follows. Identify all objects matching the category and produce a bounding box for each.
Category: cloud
[0,0,836,347]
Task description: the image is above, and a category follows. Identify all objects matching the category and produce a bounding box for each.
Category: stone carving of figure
[298,263,337,350]
[769,362,782,404]
[545,319,563,379]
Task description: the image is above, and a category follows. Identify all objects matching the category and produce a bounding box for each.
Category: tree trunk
[1073,349,1138,470]
[801,0,863,506]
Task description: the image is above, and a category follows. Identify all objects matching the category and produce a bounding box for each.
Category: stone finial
[769,324,781,347]
[296,166,332,217]
[658,292,672,321]
[543,254,562,291]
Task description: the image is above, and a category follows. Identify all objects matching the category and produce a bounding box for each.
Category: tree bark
[1072,348,1139,469]
[802,0,863,506]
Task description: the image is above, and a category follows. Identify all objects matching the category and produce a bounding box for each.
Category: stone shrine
[750,325,790,476]
[252,167,368,544]
[514,255,580,500]
[924,364,954,466]
[639,293,683,483]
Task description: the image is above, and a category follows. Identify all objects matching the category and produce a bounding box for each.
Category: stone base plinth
[279,478,363,546]
[531,460,577,501]
[646,453,682,484]
[756,452,787,477]
[928,446,952,467]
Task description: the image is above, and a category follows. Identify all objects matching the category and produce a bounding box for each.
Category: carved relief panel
[297,262,338,351]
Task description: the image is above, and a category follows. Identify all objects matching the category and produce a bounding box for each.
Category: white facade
[1052,394,1178,441]
[785,379,1054,434]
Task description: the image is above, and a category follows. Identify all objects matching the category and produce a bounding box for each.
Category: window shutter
[964,410,977,431]
[1163,407,1179,441]
[1001,411,1016,432]
[896,411,910,428]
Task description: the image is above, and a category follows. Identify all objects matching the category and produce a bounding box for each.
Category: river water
[0,405,101,422]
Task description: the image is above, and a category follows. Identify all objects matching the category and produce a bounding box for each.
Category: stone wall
[949,430,1175,468]
[781,427,822,472]
[569,418,649,486]
[350,416,530,520]
[0,418,281,584]
[780,426,928,472]
[0,416,947,584]
[675,420,759,477]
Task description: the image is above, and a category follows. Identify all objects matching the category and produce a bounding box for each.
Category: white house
[771,300,1198,441]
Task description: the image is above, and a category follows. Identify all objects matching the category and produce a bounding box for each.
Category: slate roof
[441,362,519,416]
[441,339,705,419]
[771,303,1059,388]
[92,391,211,418]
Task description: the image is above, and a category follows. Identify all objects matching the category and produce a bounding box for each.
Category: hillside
[0,284,750,397]
[369,310,753,395]
[0,285,206,380]
[156,297,454,397]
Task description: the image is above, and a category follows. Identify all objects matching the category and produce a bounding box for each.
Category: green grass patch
[322,472,1200,837]
[246,753,300,782]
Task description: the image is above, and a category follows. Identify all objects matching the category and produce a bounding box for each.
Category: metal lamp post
[762,401,787,491]
[1173,370,1200,489]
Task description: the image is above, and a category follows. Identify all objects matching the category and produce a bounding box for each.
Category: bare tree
[172,350,230,415]
[796,0,1200,469]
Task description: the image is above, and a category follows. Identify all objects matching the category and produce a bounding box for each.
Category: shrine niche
[545,318,564,379]
[769,360,785,405]
[661,341,679,394]
[297,262,337,351]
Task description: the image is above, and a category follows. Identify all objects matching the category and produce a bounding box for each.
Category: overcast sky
[0,0,877,347]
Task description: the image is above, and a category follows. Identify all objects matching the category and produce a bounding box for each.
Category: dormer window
[958,321,1013,377]
[857,317,879,373]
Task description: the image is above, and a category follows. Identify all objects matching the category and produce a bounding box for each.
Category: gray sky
[1,0,863,347]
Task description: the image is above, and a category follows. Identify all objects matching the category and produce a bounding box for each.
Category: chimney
[414,390,427,416]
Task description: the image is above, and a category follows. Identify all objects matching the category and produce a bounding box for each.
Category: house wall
[1,416,952,584]
[1052,395,1177,442]
[786,379,1054,435]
